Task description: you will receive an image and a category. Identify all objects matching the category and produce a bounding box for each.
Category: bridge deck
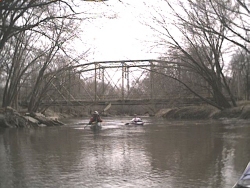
[34,98,204,106]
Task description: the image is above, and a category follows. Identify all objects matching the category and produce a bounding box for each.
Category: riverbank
[0,107,64,128]
[1,102,250,128]
[155,102,250,120]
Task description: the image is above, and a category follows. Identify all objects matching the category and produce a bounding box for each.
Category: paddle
[85,122,103,130]
[102,103,111,115]
[83,123,90,129]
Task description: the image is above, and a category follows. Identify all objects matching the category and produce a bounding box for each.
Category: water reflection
[0,117,250,187]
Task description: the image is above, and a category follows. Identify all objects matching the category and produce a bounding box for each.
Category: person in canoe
[130,114,143,125]
[89,111,103,125]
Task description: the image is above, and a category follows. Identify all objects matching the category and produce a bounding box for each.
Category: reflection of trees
[145,122,242,187]
[0,127,84,186]
[232,125,250,174]
[2,120,250,186]
[80,130,152,178]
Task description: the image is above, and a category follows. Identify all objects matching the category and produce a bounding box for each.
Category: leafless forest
[0,0,250,114]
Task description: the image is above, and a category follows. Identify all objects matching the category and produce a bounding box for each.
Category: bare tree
[0,0,77,52]
[0,0,96,112]
[202,0,250,53]
[147,0,236,110]
[27,17,85,113]
[1,31,47,108]
[230,48,250,100]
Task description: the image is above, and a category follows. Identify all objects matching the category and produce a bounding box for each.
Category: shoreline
[1,104,250,128]
[155,105,250,120]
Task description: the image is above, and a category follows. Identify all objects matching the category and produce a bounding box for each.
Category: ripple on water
[0,117,248,188]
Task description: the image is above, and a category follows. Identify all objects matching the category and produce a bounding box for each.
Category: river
[0,116,250,188]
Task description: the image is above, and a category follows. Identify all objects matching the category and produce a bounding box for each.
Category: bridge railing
[73,94,174,101]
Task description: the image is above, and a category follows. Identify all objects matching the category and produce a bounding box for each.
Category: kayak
[233,162,250,188]
[90,122,102,130]
[125,121,144,126]
[131,121,144,125]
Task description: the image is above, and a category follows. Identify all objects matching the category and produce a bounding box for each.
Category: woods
[145,0,250,110]
[0,0,250,117]
[0,0,86,112]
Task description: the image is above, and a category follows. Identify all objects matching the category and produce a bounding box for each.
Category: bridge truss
[19,59,205,114]
[39,59,180,108]
[75,60,156,102]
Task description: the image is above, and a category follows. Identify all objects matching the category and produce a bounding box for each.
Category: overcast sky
[78,0,169,62]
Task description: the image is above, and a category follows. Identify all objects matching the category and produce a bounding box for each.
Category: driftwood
[30,113,64,126]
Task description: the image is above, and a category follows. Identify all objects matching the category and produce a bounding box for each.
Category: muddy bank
[2,103,250,128]
[0,107,64,128]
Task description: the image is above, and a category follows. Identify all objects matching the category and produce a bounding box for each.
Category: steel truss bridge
[22,59,204,109]
[63,59,158,104]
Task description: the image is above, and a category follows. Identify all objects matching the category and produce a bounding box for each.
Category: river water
[0,116,250,188]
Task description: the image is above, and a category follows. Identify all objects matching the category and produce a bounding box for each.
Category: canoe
[90,122,102,130]
[126,121,144,126]
[233,162,250,188]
